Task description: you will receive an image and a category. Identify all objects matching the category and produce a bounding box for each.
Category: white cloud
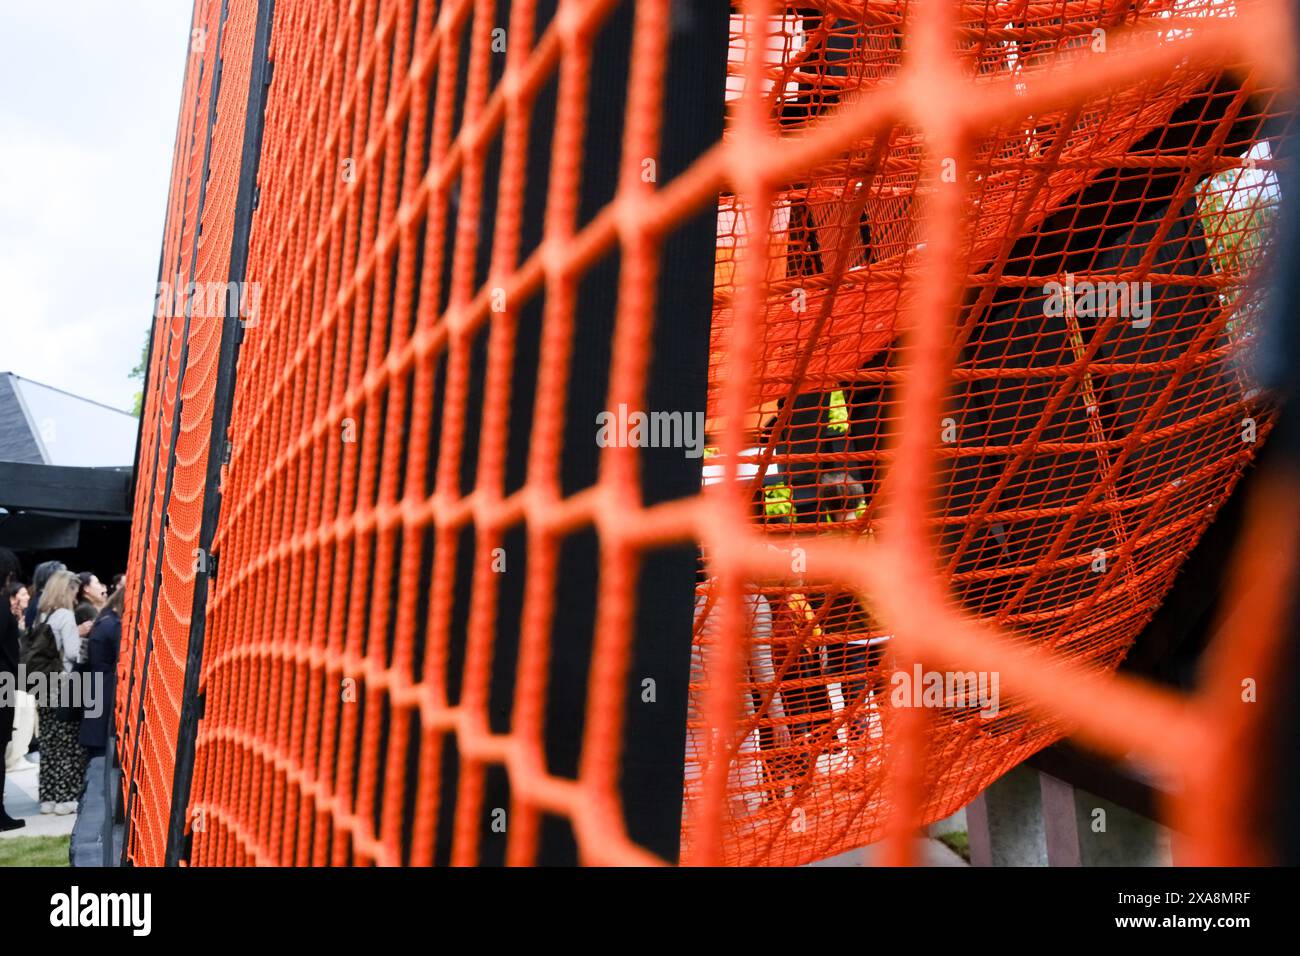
[0,2,193,411]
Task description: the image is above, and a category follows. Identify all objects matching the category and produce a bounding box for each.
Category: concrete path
[2,756,77,840]
[805,808,970,866]
[809,837,970,867]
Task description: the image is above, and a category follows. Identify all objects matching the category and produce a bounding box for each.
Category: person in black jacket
[80,587,123,756]
[0,552,25,830]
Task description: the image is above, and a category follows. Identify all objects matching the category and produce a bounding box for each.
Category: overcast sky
[0,2,193,412]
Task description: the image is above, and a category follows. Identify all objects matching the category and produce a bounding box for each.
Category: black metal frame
[0,462,132,517]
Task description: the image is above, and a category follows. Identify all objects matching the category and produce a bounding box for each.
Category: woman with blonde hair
[26,569,88,814]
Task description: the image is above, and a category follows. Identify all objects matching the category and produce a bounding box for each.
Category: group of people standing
[0,552,124,832]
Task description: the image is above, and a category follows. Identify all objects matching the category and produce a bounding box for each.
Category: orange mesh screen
[689,2,1291,865]
[120,0,220,797]
[118,0,258,866]
[120,0,1295,866]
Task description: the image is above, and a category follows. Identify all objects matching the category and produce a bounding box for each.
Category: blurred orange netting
[120,0,1295,866]
[690,0,1293,865]
[118,0,259,867]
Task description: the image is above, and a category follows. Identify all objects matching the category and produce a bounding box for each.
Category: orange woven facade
[119,0,250,866]
[118,0,1295,867]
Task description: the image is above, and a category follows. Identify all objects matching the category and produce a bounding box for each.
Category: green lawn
[936,830,970,863]
[0,835,70,867]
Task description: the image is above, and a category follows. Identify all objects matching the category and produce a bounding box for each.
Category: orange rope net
[120,0,1295,867]
[691,0,1291,865]
[118,0,260,866]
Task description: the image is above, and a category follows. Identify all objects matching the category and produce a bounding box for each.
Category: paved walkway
[807,808,970,866]
[4,753,122,865]
[809,837,969,866]
[2,756,77,840]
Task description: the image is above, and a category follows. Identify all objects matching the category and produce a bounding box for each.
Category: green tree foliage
[128,330,148,416]
[1197,163,1278,334]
